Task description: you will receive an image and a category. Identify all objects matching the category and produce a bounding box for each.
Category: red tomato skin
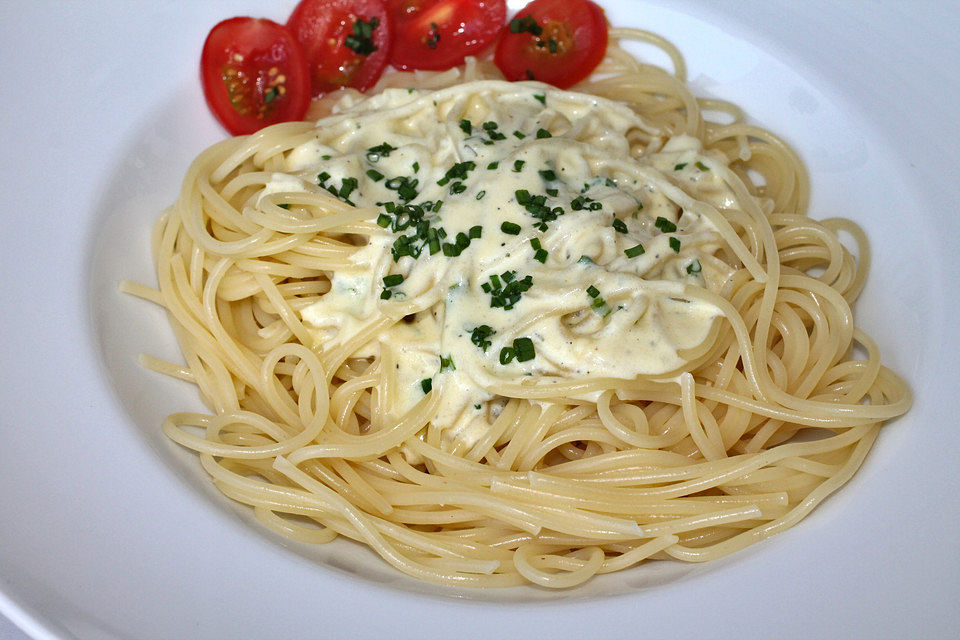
[494,0,608,89]
[287,0,392,96]
[200,17,311,136]
[387,0,507,71]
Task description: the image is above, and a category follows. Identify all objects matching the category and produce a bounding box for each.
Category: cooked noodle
[122,28,911,588]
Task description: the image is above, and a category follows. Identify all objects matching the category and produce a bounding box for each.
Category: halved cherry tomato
[494,0,608,89]
[287,0,392,97]
[200,17,311,136]
[387,0,507,71]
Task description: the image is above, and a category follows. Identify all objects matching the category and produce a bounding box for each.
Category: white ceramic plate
[2,1,958,638]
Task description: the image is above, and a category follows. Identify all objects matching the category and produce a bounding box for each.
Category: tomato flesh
[387,0,507,71]
[200,17,311,136]
[287,0,392,96]
[494,0,608,89]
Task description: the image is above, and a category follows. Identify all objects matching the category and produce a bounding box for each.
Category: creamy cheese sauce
[273,81,740,449]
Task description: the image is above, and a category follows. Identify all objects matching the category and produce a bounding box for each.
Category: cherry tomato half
[287,0,392,97]
[494,0,608,89]
[200,17,311,136]
[387,0,507,71]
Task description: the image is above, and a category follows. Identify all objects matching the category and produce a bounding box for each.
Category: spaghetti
[123,28,911,588]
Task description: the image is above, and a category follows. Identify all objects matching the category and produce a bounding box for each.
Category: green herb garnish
[344,17,380,56]
[513,337,535,362]
[470,325,496,352]
[366,141,397,162]
[625,244,645,258]
[654,217,677,233]
[509,15,543,36]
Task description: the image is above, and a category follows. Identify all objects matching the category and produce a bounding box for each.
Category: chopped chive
[482,121,499,131]
[655,217,677,233]
[674,162,688,170]
[695,161,709,171]
[469,225,483,239]
[366,142,397,162]
[533,248,548,263]
[455,232,470,248]
[317,171,331,185]
[578,255,595,265]
[591,298,612,317]
[612,219,628,234]
[344,16,380,55]
[439,355,455,371]
[366,169,384,181]
[277,203,290,210]
[586,285,600,298]
[487,161,499,170]
[450,182,467,194]
[433,200,443,212]
[499,347,516,365]
[513,130,526,139]
[686,259,702,274]
[383,274,404,287]
[476,190,486,200]
[426,22,441,49]
[380,289,392,300]
[538,169,557,181]
[669,237,681,253]
[321,154,332,160]
[412,161,420,173]
[376,213,391,228]
[501,221,521,235]
[509,15,543,36]
[625,244,645,258]
[459,119,472,134]
[533,93,546,105]
[535,128,552,139]
[420,378,432,393]
[470,325,496,352]
[513,160,526,172]
[530,238,542,251]
[546,188,558,197]
[442,243,460,257]
[513,337,535,362]
[605,178,616,187]
[515,189,531,204]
